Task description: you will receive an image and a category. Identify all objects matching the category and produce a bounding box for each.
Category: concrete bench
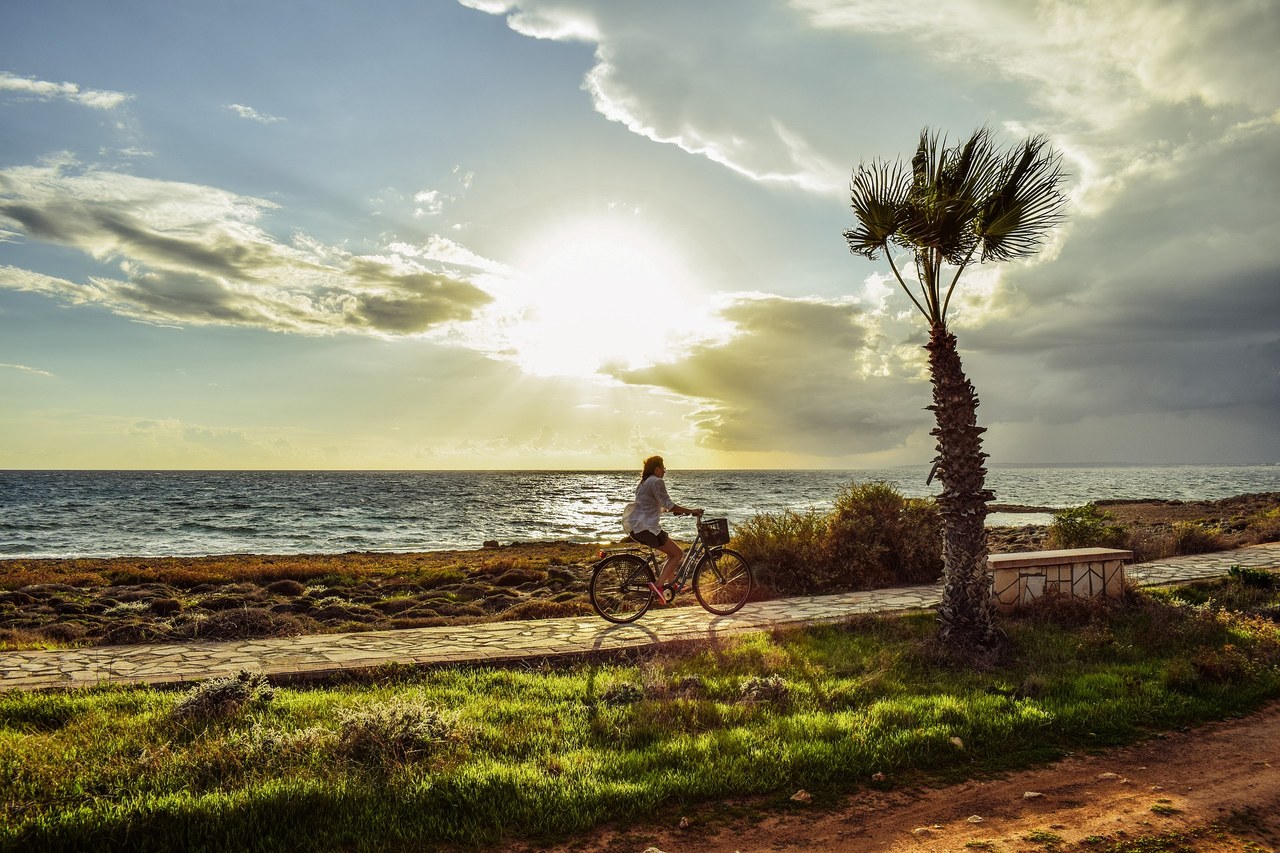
[988,547,1133,612]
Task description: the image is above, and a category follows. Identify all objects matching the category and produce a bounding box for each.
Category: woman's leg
[657,539,682,586]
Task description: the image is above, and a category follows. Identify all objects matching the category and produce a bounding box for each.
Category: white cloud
[795,0,1280,115]
[0,161,492,336]
[0,362,54,378]
[459,0,600,41]
[388,235,509,274]
[413,189,445,216]
[0,72,132,110]
[466,1,849,192]
[224,103,285,123]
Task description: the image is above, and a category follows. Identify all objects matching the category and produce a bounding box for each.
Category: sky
[1,0,1277,471]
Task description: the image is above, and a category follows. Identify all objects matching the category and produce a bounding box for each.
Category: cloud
[611,295,931,456]
[463,1,848,192]
[795,0,1280,117]
[960,114,1280,427]
[388,236,510,275]
[0,362,54,378]
[0,72,132,110]
[0,161,492,336]
[413,189,445,216]
[224,103,285,123]
[467,1,1278,204]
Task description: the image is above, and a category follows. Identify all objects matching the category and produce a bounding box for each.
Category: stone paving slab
[3,542,1278,694]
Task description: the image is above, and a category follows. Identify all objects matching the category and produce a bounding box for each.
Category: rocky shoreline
[2,493,1276,651]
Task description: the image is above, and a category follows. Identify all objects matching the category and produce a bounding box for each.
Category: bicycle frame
[590,516,751,622]
[598,521,716,588]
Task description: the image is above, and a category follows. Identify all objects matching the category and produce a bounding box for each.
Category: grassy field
[4,568,1280,852]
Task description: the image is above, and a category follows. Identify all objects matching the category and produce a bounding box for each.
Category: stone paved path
[3,543,1278,694]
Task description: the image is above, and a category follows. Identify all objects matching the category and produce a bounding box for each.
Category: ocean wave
[1,467,1276,559]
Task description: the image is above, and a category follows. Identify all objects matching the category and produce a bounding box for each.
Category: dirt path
[515,702,1280,852]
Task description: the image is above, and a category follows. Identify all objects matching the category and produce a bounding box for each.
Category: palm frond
[844,158,910,259]
[976,135,1068,262]
[897,128,1004,265]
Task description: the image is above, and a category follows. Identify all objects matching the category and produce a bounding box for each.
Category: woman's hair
[640,455,664,483]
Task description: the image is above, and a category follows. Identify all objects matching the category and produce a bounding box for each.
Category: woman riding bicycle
[630,455,702,601]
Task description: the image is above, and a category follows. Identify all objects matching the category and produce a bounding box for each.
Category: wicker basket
[699,517,730,546]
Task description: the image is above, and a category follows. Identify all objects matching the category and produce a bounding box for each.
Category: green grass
[3,578,1280,852]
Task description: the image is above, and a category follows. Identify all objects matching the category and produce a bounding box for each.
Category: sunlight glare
[502,218,713,377]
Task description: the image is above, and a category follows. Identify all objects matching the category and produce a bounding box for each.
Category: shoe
[647,581,669,604]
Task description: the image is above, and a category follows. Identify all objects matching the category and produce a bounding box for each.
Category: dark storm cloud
[611,296,931,455]
[968,121,1280,430]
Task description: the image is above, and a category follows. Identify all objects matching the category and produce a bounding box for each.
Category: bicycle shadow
[587,620,660,651]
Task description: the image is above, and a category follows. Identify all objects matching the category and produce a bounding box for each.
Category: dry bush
[739,674,790,703]
[0,626,53,650]
[40,622,89,644]
[196,607,303,640]
[493,568,547,586]
[265,579,306,596]
[1169,521,1227,555]
[337,699,459,766]
[173,670,274,721]
[1244,509,1280,545]
[494,598,590,621]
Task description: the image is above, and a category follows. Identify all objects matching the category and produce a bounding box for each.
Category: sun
[496,216,715,378]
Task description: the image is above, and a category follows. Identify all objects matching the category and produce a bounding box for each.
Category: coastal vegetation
[4,570,1280,851]
[844,126,1069,648]
[2,489,1279,651]
[733,481,941,595]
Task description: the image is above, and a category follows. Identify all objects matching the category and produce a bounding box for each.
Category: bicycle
[589,516,753,623]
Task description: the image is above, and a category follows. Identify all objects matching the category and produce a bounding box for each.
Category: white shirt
[632,475,675,534]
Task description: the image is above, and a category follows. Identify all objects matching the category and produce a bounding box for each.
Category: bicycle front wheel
[589,554,655,623]
[693,548,752,615]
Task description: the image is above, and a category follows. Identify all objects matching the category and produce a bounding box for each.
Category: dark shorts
[629,529,669,548]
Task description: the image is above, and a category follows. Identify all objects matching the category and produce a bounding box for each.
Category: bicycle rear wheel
[692,548,752,615]
[589,554,655,623]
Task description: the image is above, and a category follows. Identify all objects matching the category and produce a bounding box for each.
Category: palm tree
[844,127,1068,649]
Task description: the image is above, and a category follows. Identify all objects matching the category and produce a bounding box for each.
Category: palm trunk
[926,322,996,647]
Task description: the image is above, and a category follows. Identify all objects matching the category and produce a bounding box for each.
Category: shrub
[826,482,942,587]
[732,509,830,595]
[265,579,307,596]
[599,682,644,707]
[197,606,304,640]
[173,670,274,721]
[1244,508,1280,545]
[1228,565,1279,589]
[1169,521,1225,555]
[735,482,942,596]
[40,621,89,644]
[493,568,547,587]
[1191,643,1253,683]
[495,598,591,621]
[150,597,183,616]
[1047,504,1129,550]
[739,674,789,703]
[337,698,457,766]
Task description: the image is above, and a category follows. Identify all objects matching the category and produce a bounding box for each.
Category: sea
[2,466,1277,559]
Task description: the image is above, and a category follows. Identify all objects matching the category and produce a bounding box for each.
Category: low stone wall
[988,547,1133,612]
